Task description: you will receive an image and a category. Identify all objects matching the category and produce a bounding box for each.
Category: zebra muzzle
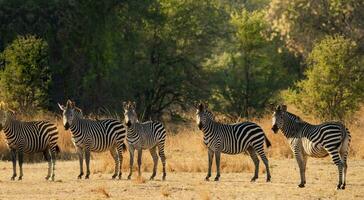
[64,123,70,130]
[271,125,278,133]
[198,123,203,130]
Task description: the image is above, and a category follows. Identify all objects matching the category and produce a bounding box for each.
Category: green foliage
[267,0,364,56]
[0,35,51,112]
[205,10,295,119]
[284,35,364,122]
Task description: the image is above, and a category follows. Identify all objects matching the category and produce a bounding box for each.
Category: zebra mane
[204,110,215,120]
[284,111,305,124]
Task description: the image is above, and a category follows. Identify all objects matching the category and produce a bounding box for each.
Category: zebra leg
[293,144,306,188]
[339,136,350,190]
[10,148,17,180]
[117,146,124,179]
[43,150,52,180]
[137,148,142,177]
[327,149,344,190]
[256,147,271,182]
[128,146,135,180]
[247,147,259,182]
[149,146,158,180]
[214,151,221,181]
[158,143,166,181]
[77,147,84,179]
[18,151,24,180]
[50,150,56,181]
[110,148,119,179]
[205,148,214,181]
[85,150,91,179]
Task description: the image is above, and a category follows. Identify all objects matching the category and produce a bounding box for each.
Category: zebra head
[58,100,77,130]
[0,103,14,130]
[196,103,214,130]
[271,104,287,133]
[0,110,6,130]
[123,101,138,127]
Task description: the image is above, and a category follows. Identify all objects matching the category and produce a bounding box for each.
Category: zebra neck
[127,124,140,137]
[281,119,305,138]
[69,116,81,133]
[202,118,221,135]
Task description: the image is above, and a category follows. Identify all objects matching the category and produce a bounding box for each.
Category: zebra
[196,103,271,182]
[271,105,351,189]
[58,100,127,179]
[123,101,167,180]
[0,108,59,181]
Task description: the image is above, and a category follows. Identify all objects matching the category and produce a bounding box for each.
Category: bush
[0,35,51,113]
[284,35,364,122]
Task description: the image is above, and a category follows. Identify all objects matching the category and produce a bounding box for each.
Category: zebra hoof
[45,175,50,180]
[205,177,210,181]
[341,184,346,190]
[297,184,305,188]
[250,177,258,182]
[118,174,122,180]
[85,175,90,179]
[214,176,220,181]
[112,174,117,179]
[11,176,16,181]
[162,175,166,181]
[18,176,22,181]
[127,175,132,180]
[266,176,271,182]
[52,175,55,181]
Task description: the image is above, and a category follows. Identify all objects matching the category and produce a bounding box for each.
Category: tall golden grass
[0,106,363,175]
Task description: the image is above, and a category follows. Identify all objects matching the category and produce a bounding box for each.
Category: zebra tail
[55,145,61,153]
[121,143,127,152]
[265,135,272,148]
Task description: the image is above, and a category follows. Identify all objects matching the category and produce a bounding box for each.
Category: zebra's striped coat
[196,103,271,182]
[59,100,126,179]
[123,101,167,180]
[271,105,351,189]
[0,110,59,181]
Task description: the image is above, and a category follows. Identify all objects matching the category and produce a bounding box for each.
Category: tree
[205,10,295,119]
[284,35,364,122]
[267,0,364,56]
[0,35,51,113]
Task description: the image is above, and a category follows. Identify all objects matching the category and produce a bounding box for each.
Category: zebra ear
[276,105,281,111]
[282,105,287,111]
[58,103,66,111]
[198,103,204,111]
[122,101,127,109]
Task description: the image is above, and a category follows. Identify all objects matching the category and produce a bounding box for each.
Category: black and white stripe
[0,110,59,181]
[58,100,126,179]
[271,105,351,189]
[123,101,167,180]
[196,103,271,182]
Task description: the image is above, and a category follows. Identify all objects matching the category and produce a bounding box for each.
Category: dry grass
[0,159,362,199]
[91,186,111,198]
[0,106,364,174]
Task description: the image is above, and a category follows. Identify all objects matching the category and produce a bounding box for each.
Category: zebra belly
[302,141,328,158]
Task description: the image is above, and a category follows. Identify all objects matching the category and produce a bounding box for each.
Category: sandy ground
[0,159,363,200]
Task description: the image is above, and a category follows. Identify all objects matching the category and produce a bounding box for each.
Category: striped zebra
[271,105,351,189]
[123,101,167,180]
[196,103,271,182]
[58,100,127,179]
[0,108,59,181]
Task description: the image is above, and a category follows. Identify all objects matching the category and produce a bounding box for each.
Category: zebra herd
[0,101,351,190]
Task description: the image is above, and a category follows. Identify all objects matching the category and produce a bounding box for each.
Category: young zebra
[123,101,167,180]
[196,103,271,182]
[0,108,59,181]
[58,100,127,179]
[271,105,351,189]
